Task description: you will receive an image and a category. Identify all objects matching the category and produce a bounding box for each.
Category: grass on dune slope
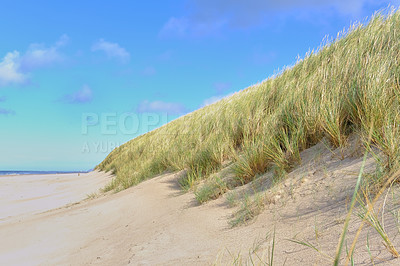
[97,10,400,192]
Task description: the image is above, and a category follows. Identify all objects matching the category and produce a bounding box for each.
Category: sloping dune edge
[1,140,400,265]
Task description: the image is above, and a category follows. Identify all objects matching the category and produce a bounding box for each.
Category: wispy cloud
[0,107,15,115]
[0,35,68,87]
[55,34,69,47]
[0,96,15,115]
[91,39,130,63]
[160,17,190,38]
[160,0,394,37]
[62,84,93,104]
[137,100,188,115]
[19,34,69,72]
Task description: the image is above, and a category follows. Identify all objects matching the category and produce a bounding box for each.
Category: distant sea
[0,171,89,176]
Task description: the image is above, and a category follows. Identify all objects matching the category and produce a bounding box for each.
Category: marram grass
[98,10,400,192]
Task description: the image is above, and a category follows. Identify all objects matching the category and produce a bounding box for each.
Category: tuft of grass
[178,170,200,191]
[356,190,400,258]
[102,178,118,192]
[233,142,270,184]
[195,176,228,204]
[230,192,268,227]
[226,191,240,207]
[345,168,400,265]
[86,192,98,199]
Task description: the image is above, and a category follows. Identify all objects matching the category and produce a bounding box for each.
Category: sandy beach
[1,144,400,265]
[0,171,112,224]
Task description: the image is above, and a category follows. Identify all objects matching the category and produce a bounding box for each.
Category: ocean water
[0,171,88,176]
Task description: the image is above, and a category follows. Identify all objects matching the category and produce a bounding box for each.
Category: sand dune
[1,146,400,265]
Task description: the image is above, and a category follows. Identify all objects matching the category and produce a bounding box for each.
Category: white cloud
[63,85,93,104]
[21,48,62,72]
[0,51,28,86]
[0,35,68,87]
[91,39,130,63]
[137,100,188,114]
[20,34,69,72]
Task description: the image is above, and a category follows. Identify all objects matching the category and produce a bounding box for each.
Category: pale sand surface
[0,171,112,223]
[1,142,400,265]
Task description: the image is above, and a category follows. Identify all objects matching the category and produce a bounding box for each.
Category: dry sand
[0,171,112,224]
[1,141,400,265]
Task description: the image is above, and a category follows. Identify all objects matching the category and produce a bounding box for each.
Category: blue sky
[0,0,398,171]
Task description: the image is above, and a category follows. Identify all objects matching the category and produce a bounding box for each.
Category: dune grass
[97,9,400,197]
[195,176,228,204]
[229,192,267,227]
